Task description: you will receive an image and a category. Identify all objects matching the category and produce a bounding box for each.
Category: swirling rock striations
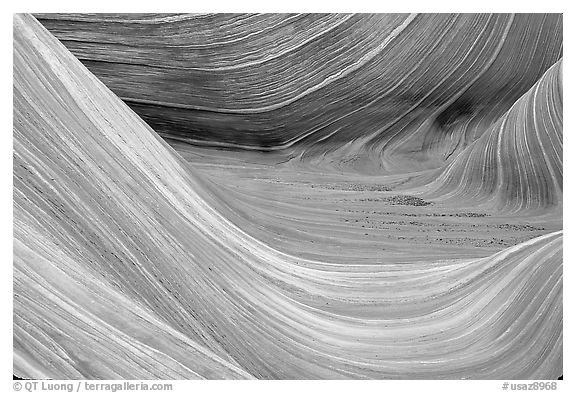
[420,59,563,212]
[36,13,563,173]
[14,14,562,380]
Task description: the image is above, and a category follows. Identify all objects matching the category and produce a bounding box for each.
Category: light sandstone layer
[14,14,563,379]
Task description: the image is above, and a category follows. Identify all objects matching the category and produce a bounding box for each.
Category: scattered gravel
[495,223,546,231]
[312,183,392,192]
[383,195,432,206]
[453,212,488,218]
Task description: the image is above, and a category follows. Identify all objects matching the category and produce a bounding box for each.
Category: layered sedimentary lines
[423,60,563,212]
[36,13,563,174]
[14,13,562,380]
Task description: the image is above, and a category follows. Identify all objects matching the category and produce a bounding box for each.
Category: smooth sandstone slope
[36,13,563,174]
[161,57,562,268]
[14,14,562,379]
[14,14,255,379]
[421,59,563,213]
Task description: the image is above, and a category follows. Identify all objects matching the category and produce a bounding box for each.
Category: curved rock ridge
[13,14,252,380]
[14,14,562,379]
[35,13,563,173]
[421,59,563,212]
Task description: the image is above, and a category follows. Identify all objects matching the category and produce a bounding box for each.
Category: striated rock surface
[36,13,563,173]
[14,13,562,380]
[421,60,563,212]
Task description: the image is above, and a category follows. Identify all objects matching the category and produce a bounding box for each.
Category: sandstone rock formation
[36,13,563,175]
[14,13,562,379]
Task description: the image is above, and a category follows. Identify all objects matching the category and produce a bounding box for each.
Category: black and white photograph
[8,2,571,389]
